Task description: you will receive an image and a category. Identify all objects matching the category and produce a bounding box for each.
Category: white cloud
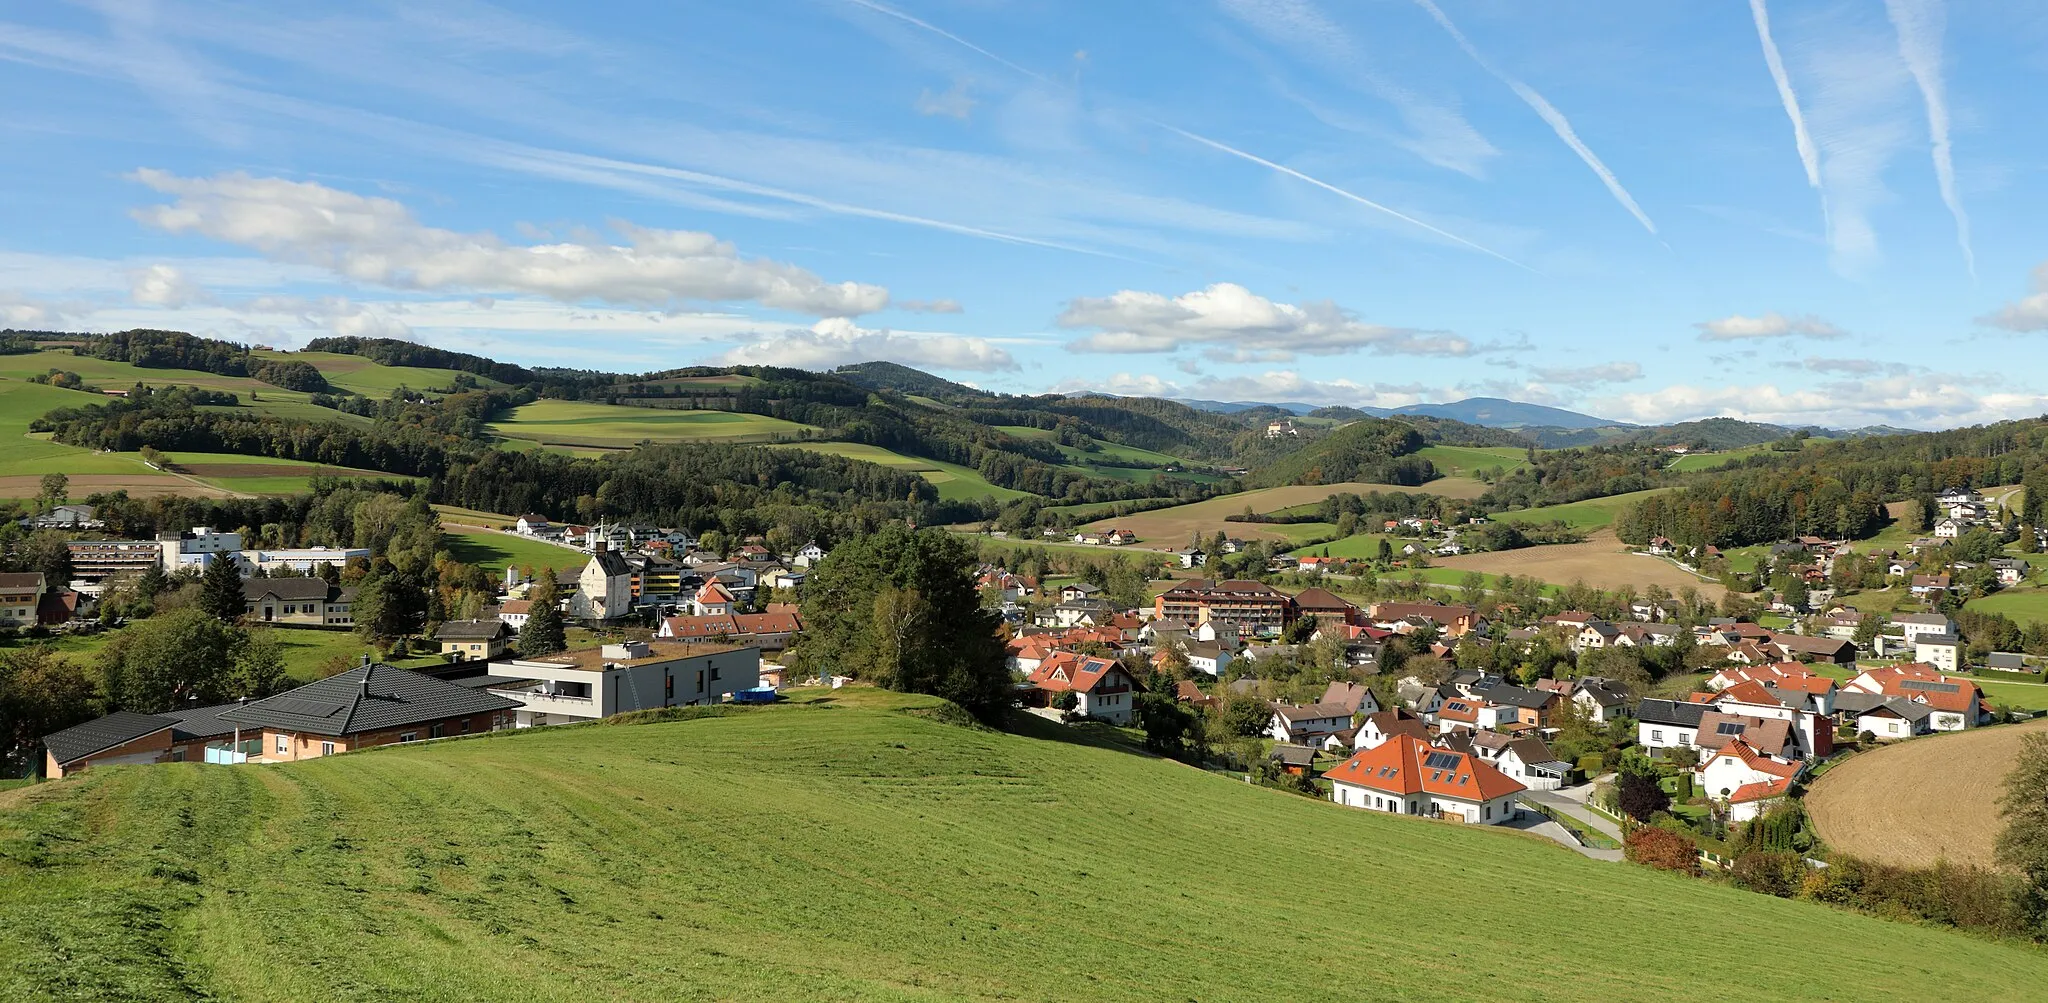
[128,169,891,316]
[898,298,963,314]
[1059,282,1469,358]
[0,291,74,327]
[1594,376,2048,429]
[1695,311,1846,341]
[719,317,1015,372]
[128,263,210,308]
[1979,262,2048,332]
[1050,369,1434,409]
[1802,356,1909,376]
[1884,0,1974,277]
[1528,361,1642,387]
[914,80,974,119]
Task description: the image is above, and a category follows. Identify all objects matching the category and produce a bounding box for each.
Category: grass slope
[3,690,2045,1001]
[440,525,590,576]
[1415,444,1529,478]
[769,442,1033,503]
[490,400,819,449]
[1492,488,1671,530]
[262,350,502,396]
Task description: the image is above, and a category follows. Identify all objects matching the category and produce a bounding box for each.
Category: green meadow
[489,399,819,449]
[440,525,590,576]
[1415,444,1530,477]
[5,689,2046,1001]
[770,441,1035,503]
[1493,488,1672,531]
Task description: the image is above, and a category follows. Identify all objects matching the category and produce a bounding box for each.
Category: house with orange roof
[1699,738,1803,822]
[1025,651,1144,725]
[1323,734,1526,824]
[693,580,735,616]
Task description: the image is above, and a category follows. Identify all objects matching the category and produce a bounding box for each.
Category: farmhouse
[1698,738,1803,823]
[1323,734,1526,824]
[1353,707,1429,750]
[0,572,46,626]
[1572,677,1632,724]
[220,663,522,762]
[242,577,355,627]
[1025,651,1144,725]
[1636,698,1706,752]
[435,619,512,661]
[1269,702,1356,745]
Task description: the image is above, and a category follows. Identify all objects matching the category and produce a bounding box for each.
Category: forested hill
[1248,419,1433,487]
[1616,418,2048,549]
[833,361,992,400]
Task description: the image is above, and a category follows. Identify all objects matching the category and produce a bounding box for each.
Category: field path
[1806,717,2048,869]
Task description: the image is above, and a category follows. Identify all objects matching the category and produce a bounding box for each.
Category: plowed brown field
[1806,716,2048,868]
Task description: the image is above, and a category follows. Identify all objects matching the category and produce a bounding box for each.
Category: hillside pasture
[1491,488,1671,531]
[1084,483,1422,545]
[440,524,590,575]
[489,400,820,449]
[0,349,361,428]
[1966,586,2048,627]
[258,350,500,397]
[1430,528,1723,595]
[1807,716,2048,869]
[1667,445,1775,472]
[769,442,1034,503]
[5,690,2048,1001]
[1415,444,1529,478]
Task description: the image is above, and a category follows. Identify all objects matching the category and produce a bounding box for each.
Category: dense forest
[1248,418,1435,487]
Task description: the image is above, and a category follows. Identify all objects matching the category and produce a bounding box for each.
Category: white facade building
[488,640,756,727]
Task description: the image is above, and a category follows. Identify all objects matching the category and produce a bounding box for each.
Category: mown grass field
[1085,482,1482,546]
[770,441,1034,503]
[1415,444,1529,478]
[1967,586,2048,627]
[1492,488,1671,531]
[490,400,819,449]
[440,525,590,576]
[1666,445,1778,472]
[6,689,2048,1002]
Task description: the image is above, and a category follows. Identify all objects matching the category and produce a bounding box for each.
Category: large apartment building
[1154,579,1294,638]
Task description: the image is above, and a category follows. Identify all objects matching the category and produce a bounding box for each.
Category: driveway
[1501,811,1623,862]
[1522,786,1627,846]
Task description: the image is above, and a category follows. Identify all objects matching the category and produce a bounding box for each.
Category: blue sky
[3,0,2047,428]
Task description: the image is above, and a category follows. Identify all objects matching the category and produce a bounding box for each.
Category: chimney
[359,672,371,697]
[361,653,371,667]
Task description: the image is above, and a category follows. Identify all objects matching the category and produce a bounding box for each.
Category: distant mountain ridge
[1175,395,1623,429]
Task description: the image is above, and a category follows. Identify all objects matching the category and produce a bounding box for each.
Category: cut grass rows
[4,690,2047,1001]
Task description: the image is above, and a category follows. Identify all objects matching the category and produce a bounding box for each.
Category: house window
[430,723,445,739]
[460,719,472,734]
[321,742,335,756]
[283,605,296,615]
[1484,804,1492,820]
[710,665,721,681]
[400,732,418,743]
[1650,729,1663,742]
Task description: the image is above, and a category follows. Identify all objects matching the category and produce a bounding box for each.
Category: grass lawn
[1971,678,2048,712]
[6,689,2047,1001]
[441,526,589,575]
[769,442,1034,503]
[256,627,444,681]
[0,380,142,477]
[1492,488,1671,531]
[490,400,820,449]
[1966,586,2048,627]
[0,349,356,427]
[1415,444,1529,478]
[1288,533,1396,558]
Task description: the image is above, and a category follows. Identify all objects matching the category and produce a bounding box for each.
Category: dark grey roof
[435,619,510,641]
[243,577,335,603]
[42,711,176,766]
[1577,678,1631,706]
[1269,743,1317,767]
[164,701,250,742]
[1836,691,1933,723]
[220,665,521,737]
[588,550,632,578]
[1986,652,2029,670]
[1490,684,1554,710]
[1636,698,1707,728]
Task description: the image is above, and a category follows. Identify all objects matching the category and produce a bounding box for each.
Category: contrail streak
[1748,0,1824,201]
[837,0,1529,268]
[1412,0,1658,237]
[1885,0,1975,278]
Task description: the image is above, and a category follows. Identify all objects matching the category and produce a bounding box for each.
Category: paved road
[1501,811,1623,862]
[1522,784,1628,847]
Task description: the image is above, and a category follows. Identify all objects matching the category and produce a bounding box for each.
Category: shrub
[1732,851,1804,897]
[1625,826,1699,876]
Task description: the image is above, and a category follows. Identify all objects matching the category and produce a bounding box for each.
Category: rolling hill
[4,689,2044,1001]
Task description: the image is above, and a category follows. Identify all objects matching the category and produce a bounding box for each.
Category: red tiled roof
[1711,738,1801,780]
[1728,778,1793,804]
[1027,652,1140,696]
[1323,734,1526,802]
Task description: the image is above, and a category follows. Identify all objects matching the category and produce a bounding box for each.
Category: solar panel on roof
[264,696,347,718]
[1716,721,1746,735]
[1423,751,1462,770]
